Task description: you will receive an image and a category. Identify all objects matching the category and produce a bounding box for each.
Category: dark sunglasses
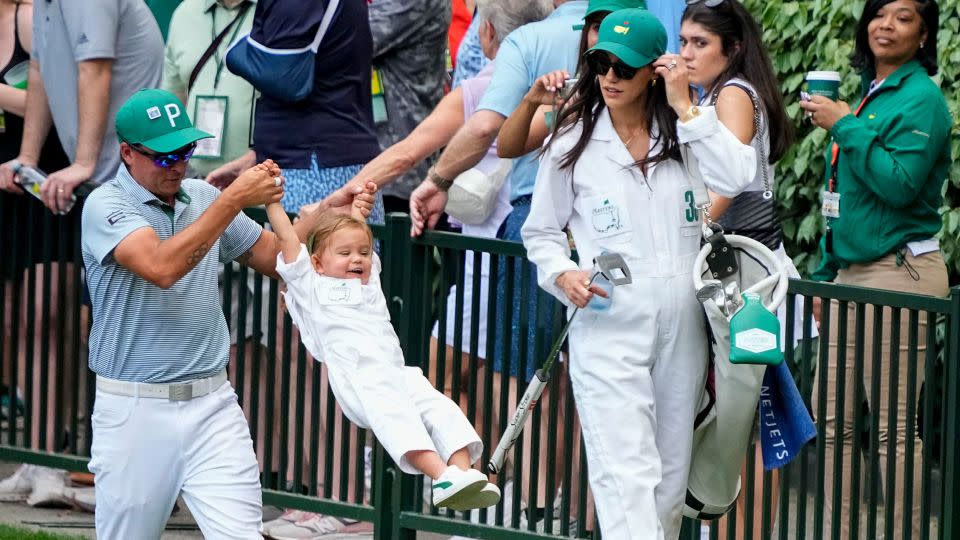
[129,142,197,168]
[686,0,726,6]
[586,52,639,80]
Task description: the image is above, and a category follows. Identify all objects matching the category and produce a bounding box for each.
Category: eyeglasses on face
[586,52,639,80]
[686,0,726,7]
[129,142,197,168]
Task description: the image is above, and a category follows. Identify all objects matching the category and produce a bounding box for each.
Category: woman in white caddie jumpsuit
[521,9,754,540]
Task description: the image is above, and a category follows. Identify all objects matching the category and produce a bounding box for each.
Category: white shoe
[432,466,489,511]
[0,464,36,502]
[263,510,316,536]
[26,466,67,507]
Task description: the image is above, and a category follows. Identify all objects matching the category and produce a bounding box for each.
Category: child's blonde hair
[307,212,373,255]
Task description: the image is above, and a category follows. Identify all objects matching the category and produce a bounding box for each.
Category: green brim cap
[588,8,667,68]
[585,0,647,19]
[115,88,212,153]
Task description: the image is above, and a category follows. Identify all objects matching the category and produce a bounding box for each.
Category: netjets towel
[758,360,816,470]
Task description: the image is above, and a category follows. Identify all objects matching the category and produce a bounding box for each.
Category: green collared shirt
[162,0,256,177]
[813,60,951,281]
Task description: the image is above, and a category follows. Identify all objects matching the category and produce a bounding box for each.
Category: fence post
[375,213,419,540]
[940,286,960,540]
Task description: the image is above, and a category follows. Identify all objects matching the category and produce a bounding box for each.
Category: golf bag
[684,232,787,519]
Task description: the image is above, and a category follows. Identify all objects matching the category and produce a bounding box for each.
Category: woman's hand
[556,270,609,309]
[523,70,571,107]
[799,96,852,131]
[653,54,694,116]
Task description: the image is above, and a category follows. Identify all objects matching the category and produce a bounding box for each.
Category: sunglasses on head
[686,0,726,6]
[128,142,196,168]
[586,52,639,80]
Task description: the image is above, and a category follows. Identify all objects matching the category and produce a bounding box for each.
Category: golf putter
[488,253,631,474]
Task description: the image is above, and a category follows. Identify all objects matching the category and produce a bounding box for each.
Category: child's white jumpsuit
[522,107,754,540]
[276,246,483,473]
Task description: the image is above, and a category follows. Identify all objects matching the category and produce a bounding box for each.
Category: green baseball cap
[585,0,646,19]
[588,8,667,68]
[115,89,212,153]
[573,0,646,30]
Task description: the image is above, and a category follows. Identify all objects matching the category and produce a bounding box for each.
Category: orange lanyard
[827,96,870,192]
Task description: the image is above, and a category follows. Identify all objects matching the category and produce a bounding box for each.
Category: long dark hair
[546,53,682,172]
[575,12,607,73]
[682,0,793,163]
[851,0,939,76]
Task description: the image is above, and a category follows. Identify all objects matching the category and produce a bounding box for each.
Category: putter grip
[487,369,550,474]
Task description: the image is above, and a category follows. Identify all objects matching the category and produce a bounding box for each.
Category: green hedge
[741,0,960,280]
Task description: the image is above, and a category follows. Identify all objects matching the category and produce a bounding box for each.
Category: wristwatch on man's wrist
[427,167,454,191]
[679,105,701,123]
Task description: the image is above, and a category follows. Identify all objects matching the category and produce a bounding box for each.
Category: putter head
[724,282,742,315]
[696,279,723,304]
[594,253,632,286]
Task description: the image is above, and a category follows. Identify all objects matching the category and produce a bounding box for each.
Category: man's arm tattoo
[186,242,210,266]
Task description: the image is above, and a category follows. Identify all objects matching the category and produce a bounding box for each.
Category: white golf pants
[88,381,262,539]
[569,272,707,540]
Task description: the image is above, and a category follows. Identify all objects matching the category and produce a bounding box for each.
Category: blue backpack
[225,0,340,102]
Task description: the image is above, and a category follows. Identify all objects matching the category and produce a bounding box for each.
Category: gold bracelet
[679,105,701,123]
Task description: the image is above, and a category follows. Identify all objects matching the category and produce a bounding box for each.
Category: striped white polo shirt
[81,166,263,383]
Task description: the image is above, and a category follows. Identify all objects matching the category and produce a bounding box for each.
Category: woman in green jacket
[801,0,949,538]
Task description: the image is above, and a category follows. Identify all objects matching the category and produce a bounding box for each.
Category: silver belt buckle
[168,383,193,401]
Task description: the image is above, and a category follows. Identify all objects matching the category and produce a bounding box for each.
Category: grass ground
[0,524,86,540]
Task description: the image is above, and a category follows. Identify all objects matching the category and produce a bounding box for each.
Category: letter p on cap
[164,103,181,127]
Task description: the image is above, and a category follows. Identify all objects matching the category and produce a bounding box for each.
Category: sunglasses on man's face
[130,143,197,168]
[586,52,639,80]
[685,0,726,6]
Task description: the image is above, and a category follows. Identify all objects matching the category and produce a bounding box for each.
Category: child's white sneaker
[465,482,501,511]
[432,466,487,511]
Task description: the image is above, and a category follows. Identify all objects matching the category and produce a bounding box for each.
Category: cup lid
[806,70,841,81]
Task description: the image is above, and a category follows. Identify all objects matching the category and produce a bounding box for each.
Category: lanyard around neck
[827,94,870,192]
[210,2,251,90]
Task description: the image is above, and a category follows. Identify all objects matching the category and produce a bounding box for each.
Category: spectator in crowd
[0,0,164,506]
[369,0,451,214]
[801,0,949,538]
[522,9,753,538]
[163,0,255,179]
[449,0,475,68]
[80,89,373,538]
[208,0,384,222]
[0,0,164,212]
[0,0,76,508]
[451,15,491,89]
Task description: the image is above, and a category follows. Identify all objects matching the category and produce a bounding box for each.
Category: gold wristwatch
[427,167,454,191]
[679,105,701,123]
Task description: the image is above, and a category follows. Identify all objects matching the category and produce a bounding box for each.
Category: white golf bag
[684,232,788,519]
